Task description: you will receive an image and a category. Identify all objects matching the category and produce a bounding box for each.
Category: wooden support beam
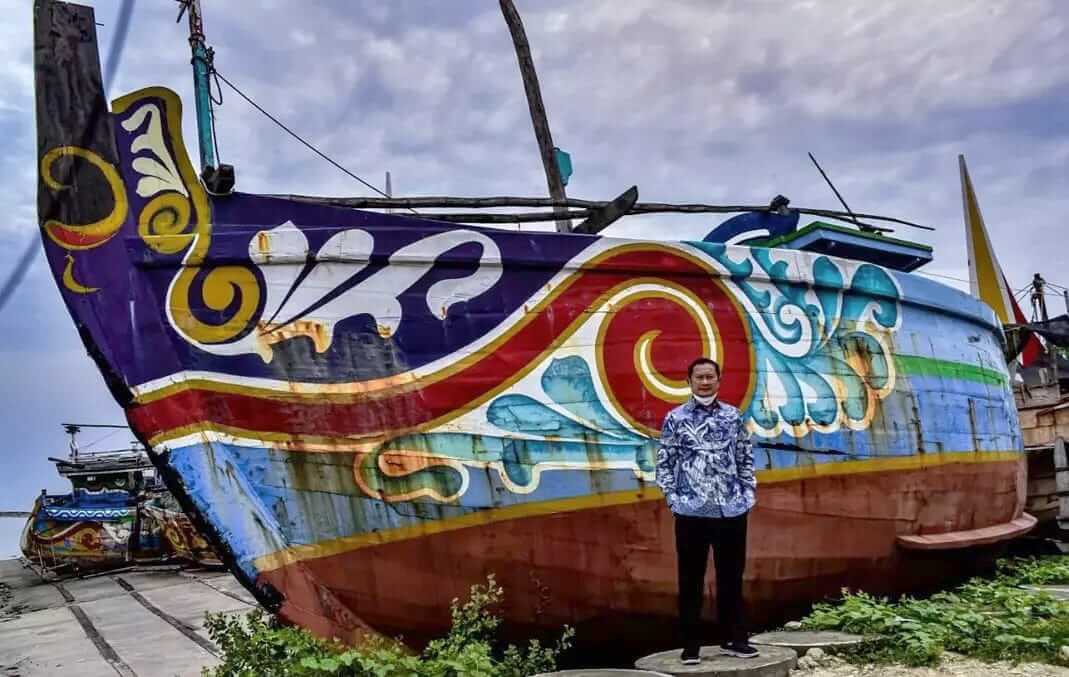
[424,210,590,224]
[573,185,639,235]
[499,0,570,232]
[274,193,932,231]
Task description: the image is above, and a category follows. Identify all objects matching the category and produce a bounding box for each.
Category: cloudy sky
[1,0,1068,555]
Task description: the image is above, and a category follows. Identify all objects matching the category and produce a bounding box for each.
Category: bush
[800,556,1069,667]
[203,574,574,677]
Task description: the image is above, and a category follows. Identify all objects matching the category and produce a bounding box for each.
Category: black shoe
[680,646,701,665]
[719,641,759,658]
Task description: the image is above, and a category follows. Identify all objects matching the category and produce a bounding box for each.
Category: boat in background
[959,155,1069,541]
[20,424,219,575]
[34,0,1031,650]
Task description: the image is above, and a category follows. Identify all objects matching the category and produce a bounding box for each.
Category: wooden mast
[498,0,571,233]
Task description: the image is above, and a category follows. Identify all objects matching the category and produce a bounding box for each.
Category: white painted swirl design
[121,103,188,199]
[184,224,502,361]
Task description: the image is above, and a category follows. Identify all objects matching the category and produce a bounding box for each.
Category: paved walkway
[0,558,257,677]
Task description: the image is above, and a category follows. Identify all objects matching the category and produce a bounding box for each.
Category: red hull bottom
[258,458,1025,653]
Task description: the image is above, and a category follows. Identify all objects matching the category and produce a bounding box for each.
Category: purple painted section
[87,91,594,387]
[141,197,594,385]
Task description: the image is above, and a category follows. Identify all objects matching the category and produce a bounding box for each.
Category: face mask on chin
[693,394,716,406]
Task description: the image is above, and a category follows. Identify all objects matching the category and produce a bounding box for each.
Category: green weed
[202,574,572,677]
[800,556,1069,667]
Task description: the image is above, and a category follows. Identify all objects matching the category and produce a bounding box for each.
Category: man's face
[688,363,720,398]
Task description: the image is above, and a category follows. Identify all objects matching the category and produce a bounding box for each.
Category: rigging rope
[210,67,417,214]
[914,270,971,285]
[202,48,224,163]
[80,427,125,451]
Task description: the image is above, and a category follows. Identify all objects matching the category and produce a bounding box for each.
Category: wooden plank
[1019,409,1040,428]
[1055,438,1069,529]
[1024,427,1057,447]
[1055,409,1069,432]
[896,513,1037,550]
[426,209,589,224]
[573,185,639,235]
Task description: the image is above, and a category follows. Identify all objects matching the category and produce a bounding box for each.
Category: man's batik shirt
[655,397,756,518]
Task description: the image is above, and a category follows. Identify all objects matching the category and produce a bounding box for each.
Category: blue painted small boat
[21,428,155,573]
[20,424,219,573]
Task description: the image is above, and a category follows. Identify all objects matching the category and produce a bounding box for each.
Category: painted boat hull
[258,457,1024,645]
[35,1,1026,650]
[21,494,135,573]
[20,492,220,572]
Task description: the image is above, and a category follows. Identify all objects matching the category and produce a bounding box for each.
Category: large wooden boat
[34,1,1030,650]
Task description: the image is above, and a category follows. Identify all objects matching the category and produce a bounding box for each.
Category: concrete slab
[113,569,194,592]
[0,606,118,677]
[635,645,797,676]
[749,630,864,654]
[184,571,258,606]
[0,558,267,676]
[136,575,253,631]
[80,591,219,677]
[0,559,66,616]
[61,575,126,603]
[534,671,673,677]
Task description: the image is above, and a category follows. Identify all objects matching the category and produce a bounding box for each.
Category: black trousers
[674,512,748,648]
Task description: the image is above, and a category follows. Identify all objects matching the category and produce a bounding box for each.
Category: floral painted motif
[655,399,756,518]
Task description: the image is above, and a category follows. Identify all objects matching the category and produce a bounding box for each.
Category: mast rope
[209,66,418,215]
[80,427,125,452]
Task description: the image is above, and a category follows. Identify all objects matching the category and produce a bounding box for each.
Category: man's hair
[687,357,721,379]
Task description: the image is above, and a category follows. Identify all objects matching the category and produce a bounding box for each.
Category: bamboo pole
[499,0,571,232]
[424,210,591,224]
[273,193,932,231]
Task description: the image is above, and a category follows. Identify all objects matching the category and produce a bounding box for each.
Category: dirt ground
[795,652,1069,677]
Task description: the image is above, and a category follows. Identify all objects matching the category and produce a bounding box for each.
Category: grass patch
[800,556,1069,666]
[202,574,573,677]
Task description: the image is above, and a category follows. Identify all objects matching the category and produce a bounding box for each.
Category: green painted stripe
[895,354,1007,386]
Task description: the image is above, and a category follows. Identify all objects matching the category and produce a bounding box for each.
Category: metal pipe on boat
[178,0,216,172]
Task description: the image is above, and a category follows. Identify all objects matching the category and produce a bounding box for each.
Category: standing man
[656,357,758,664]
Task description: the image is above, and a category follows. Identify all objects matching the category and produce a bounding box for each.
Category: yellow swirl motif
[138,193,194,254]
[113,87,261,346]
[170,264,262,344]
[40,146,128,251]
[62,255,100,294]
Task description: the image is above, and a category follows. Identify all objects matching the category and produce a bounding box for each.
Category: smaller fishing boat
[20,424,219,574]
[959,159,1069,541]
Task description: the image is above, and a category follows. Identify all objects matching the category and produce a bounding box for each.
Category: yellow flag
[960,155,1014,323]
